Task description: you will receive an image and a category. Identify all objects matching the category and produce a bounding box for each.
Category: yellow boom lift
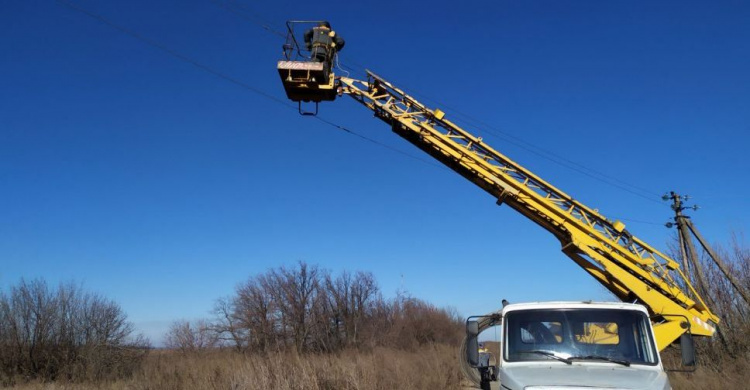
[276,23,718,351]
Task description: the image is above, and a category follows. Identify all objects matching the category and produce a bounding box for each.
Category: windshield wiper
[570,355,631,366]
[527,350,572,365]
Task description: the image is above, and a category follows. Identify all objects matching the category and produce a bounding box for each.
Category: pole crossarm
[339,72,718,346]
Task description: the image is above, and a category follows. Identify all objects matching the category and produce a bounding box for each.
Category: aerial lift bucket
[277,20,340,115]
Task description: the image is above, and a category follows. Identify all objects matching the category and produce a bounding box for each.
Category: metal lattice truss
[339,72,718,349]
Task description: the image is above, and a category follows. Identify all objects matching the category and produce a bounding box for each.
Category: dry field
[8,344,463,390]
[666,357,749,390]
[6,346,749,390]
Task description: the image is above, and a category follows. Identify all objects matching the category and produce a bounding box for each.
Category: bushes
[184,261,463,354]
[0,279,149,385]
[665,233,750,389]
[684,234,749,367]
[0,264,463,387]
[164,319,218,353]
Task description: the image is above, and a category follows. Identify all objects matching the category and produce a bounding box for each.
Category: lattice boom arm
[338,72,718,349]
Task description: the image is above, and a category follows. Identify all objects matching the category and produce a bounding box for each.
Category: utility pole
[666,192,710,299]
[665,191,749,306]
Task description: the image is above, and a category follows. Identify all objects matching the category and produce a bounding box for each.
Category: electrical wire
[338,58,664,204]
[293,32,661,201]
[208,0,357,81]
[207,0,287,38]
[56,0,290,107]
[336,59,662,197]
[383,80,666,204]
[610,217,666,227]
[63,0,667,206]
[312,116,444,168]
[55,0,441,170]
[207,2,665,205]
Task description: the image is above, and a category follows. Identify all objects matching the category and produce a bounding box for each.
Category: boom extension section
[334,72,718,349]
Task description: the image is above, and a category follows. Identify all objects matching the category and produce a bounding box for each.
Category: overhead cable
[55,0,441,169]
[210,2,664,205]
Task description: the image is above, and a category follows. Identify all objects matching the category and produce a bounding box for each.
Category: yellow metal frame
[336,71,719,350]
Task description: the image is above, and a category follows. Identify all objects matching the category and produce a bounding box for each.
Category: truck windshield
[504,308,658,366]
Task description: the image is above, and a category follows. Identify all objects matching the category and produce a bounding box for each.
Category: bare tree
[164,319,218,353]
[234,275,278,351]
[325,271,378,348]
[214,262,463,355]
[666,231,750,367]
[269,262,321,352]
[210,297,247,352]
[0,279,149,385]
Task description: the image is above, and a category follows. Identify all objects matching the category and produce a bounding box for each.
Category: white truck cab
[467,302,682,390]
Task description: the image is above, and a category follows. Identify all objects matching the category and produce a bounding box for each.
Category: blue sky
[1,0,748,344]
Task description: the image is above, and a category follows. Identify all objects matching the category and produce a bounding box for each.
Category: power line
[207,3,664,204]
[206,0,369,76]
[245,14,660,202]
[380,80,665,202]
[333,57,662,200]
[207,0,367,81]
[610,217,665,227]
[312,117,444,168]
[55,0,440,169]
[321,57,661,199]
[67,0,666,206]
[334,58,663,204]
[55,0,289,107]
[207,0,287,38]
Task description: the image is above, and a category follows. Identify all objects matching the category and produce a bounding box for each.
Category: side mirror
[466,320,479,367]
[680,333,696,366]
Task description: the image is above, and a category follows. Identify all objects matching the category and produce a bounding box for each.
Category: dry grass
[661,345,749,390]
[667,359,749,390]
[8,344,462,390]
[7,345,749,389]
